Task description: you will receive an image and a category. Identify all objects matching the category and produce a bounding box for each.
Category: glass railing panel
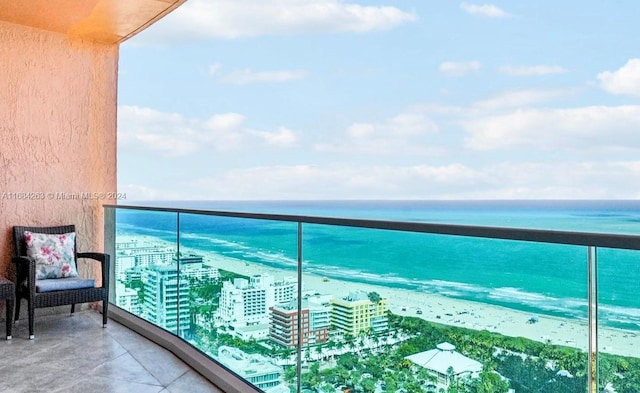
[176,213,299,392]
[105,205,640,393]
[300,224,589,393]
[596,247,640,393]
[108,207,180,334]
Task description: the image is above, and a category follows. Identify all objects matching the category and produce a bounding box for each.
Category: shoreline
[117,232,640,358]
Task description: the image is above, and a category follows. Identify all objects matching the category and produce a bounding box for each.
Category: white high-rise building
[142,264,190,335]
[127,248,175,268]
[115,254,136,282]
[217,274,296,329]
[115,240,175,281]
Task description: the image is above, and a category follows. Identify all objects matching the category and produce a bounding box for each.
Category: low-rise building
[175,254,220,281]
[216,346,285,392]
[405,342,483,389]
[330,290,388,336]
[269,298,331,348]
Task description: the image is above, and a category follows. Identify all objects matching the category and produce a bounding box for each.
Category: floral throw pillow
[25,231,78,279]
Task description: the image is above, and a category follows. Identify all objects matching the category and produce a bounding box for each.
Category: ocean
[114,200,640,331]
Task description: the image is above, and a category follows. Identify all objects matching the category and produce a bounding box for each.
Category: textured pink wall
[0,21,117,283]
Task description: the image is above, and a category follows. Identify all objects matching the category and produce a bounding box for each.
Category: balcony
[103,204,640,393]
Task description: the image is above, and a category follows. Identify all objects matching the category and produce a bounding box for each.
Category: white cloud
[598,58,640,96]
[463,105,640,151]
[219,68,308,84]
[135,134,200,157]
[118,105,298,156]
[205,113,246,130]
[116,106,197,156]
[249,127,298,147]
[118,184,185,201]
[316,112,442,155]
[439,61,481,76]
[187,163,487,200]
[208,63,223,76]
[472,88,573,111]
[499,65,567,76]
[136,0,417,43]
[460,2,510,18]
[118,103,640,200]
[122,158,640,200]
[466,161,640,199]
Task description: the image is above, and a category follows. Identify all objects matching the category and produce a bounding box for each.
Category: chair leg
[14,296,21,322]
[5,296,13,340]
[102,300,108,328]
[28,300,35,339]
[70,304,75,315]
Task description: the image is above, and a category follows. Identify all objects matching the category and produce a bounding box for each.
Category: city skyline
[117,1,640,200]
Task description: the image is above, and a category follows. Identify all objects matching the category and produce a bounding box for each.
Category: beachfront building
[141,264,190,335]
[115,253,136,282]
[175,253,220,281]
[269,298,331,348]
[217,274,296,338]
[117,242,176,267]
[216,346,288,392]
[273,275,297,304]
[405,342,483,390]
[182,263,219,280]
[115,282,141,315]
[330,290,389,336]
[115,241,176,281]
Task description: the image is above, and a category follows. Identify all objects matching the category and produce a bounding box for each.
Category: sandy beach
[118,233,640,358]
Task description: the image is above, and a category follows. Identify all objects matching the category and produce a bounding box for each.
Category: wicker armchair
[12,225,109,339]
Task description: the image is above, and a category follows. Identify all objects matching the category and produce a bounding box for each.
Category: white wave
[252,251,297,266]
[488,287,588,317]
[600,304,640,317]
[489,287,558,302]
[117,224,178,237]
[599,304,640,323]
[426,280,489,294]
[181,232,251,250]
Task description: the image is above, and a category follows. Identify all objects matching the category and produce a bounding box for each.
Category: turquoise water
[115,200,640,331]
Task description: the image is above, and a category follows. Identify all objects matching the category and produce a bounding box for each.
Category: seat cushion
[25,231,79,279]
[35,278,95,293]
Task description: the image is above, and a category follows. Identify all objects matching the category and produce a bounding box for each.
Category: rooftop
[405,342,483,376]
[217,346,281,377]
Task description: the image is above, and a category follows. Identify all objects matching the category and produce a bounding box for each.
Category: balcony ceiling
[0,0,186,44]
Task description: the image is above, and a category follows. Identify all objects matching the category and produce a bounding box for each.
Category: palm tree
[367,291,382,304]
[284,366,297,385]
[446,366,458,392]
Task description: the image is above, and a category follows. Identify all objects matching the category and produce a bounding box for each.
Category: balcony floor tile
[0,310,223,393]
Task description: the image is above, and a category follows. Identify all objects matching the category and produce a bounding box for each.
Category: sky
[117,1,640,201]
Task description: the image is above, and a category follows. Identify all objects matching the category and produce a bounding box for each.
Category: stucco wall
[0,21,117,286]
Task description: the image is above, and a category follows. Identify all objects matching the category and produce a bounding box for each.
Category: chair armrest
[77,252,110,289]
[11,256,36,294]
[11,255,34,268]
